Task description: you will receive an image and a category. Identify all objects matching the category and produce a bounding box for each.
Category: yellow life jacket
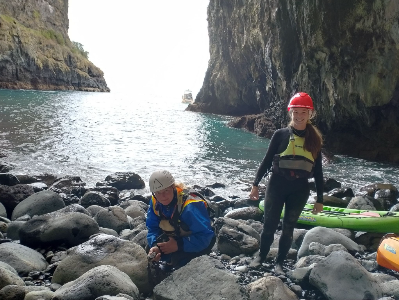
[272,129,315,179]
[151,187,208,237]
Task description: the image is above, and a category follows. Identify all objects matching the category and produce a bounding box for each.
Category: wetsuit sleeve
[253,129,285,186]
[313,151,324,203]
[179,202,214,253]
[146,204,162,248]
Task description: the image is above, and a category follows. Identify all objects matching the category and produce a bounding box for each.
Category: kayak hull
[258,202,399,233]
[377,235,399,272]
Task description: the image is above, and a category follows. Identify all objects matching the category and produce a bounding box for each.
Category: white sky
[68,1,210,97]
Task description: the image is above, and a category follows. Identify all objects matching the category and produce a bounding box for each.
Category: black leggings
[259,174,309,263]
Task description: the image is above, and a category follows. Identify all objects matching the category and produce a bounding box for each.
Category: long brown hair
[289,112,323,159]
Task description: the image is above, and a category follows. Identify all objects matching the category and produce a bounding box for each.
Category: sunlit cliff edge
[0,0,109,92]
[187,0,399,164]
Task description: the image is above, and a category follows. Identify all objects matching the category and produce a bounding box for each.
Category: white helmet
[149,170,175,193]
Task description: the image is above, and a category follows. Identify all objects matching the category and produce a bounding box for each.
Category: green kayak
[258,201,399,233]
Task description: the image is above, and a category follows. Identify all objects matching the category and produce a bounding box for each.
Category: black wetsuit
[253,127,324,262]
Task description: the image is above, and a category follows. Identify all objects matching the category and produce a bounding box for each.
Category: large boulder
[309,251,383,300]
[0,184,35,218]
[104,172,145,190]
[52,265,140,300]
[0,243,48,276]
[94,206,130,233]
[153,256,248,300]
[11,190,65,220]
[52,234,150,294]
[19,211,99,248]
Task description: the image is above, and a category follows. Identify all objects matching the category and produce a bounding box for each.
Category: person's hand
[312,203,323,215]
[157,236,178,254]
[249,186,259,201]
[148,246,161,262]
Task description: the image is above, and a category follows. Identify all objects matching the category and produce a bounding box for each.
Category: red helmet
[287,92,314,111]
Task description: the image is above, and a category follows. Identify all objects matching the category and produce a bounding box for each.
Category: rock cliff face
[188,0,399,163]
[0,0,109,92]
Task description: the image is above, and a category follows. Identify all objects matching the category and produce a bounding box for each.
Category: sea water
[0,89,398,199]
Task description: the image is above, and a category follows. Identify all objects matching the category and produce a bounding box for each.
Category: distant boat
[181,89,194,104]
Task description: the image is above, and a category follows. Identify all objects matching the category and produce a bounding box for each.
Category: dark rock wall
[0,0,109,92]
[188,0,399,163]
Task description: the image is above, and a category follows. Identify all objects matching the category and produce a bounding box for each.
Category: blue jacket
[146,188,214,253]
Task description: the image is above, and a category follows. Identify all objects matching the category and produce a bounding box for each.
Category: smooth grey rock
[52,234,149,293]
[124,205,145,219]
[286,264,315,285]
[298,227,365,258]
[0,265,25,289]
[153,256,248,300]
[0,243,47,276]
[224,206,263,221]
[309,251,383,300]
[247,276,298,300]
[24,289,54,300]
[95,294,135,300]
[19,211,99,248]
[0,261,18,275]
[52,265,140,300]
[87,205,107,217]
[11,190,65,221]
[99,227,118,237]
[0,285,49,300]
[94,206,130,233]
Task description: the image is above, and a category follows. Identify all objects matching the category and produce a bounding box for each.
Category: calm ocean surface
[0,89,398,199]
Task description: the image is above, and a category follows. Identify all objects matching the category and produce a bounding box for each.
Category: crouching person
[146,170,216,271]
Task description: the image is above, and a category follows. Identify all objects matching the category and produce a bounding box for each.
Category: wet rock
[52,265,140,300]
[86,205,107,217]
[0,202,7,218]
[49,176,87,197]
[320,195,349,207]
[374,189,398,210]
[99,227,118,237]
[104,172,145,190]
[0,184,35,218]
[206,182,225,189]
[11,190,65,221]
[27,182,48,192]
[347,195,377,210]
[0,162,13,173]
[0,285,50,300]
[94,206,130,233]
[248,275,298,300]
[0,243,48,276]
[309,251,383,300]
[328,187,355,199]
[224,206,263,221]
[24,289,54,299]
[95,295,136,300]
[0,173,20,186]
[6,221,26,240]
[295,255,326,268]
[0,266,25,290]
[90,186,120,206]
[121,201,147,219]
[52,234,150,294]
[359,183,398,199]
[355,232,385,252]
[298,227,365,259]
[19,211,99,248]
[217,226,259,256]
[323,178,342,192]
[153,256,247,300]
[80,191,110,208]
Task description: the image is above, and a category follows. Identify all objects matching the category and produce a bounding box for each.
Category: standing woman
[249,92,324,273]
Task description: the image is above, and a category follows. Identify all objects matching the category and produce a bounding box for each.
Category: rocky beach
[0,168,399,300]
